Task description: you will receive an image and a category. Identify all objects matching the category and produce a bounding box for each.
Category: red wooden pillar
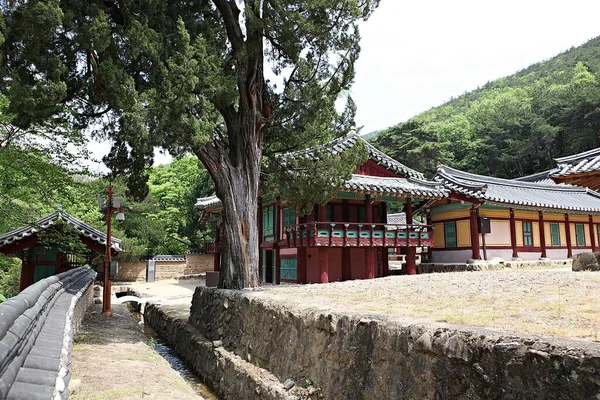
[258,202,263,282]
[342,200,352,280]
[381,249,389,277]
[365,195,376,278]
[404,200,417,275]
[319,247,329,283]
[214,223,221,272]
[509,208,518,259]
[275,202,283,284]
[589,215,597,252]
[539,212,547,258]
[469,206,481,260]
[297,247,307,284]
[426,209,433,261]
[565,213,573,258]
[19,258,33,291]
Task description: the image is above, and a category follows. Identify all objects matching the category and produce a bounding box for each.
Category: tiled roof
[280,133,425,179]
[513,170,558,185]
[343,174,446,199]
[436,165,600,213]
[0,207,122,252]
[195,195,222,210]
[552,147,600,178]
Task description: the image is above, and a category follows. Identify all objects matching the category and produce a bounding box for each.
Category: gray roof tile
[0,207,121,252]
[550,147,600,178]
[436,165,600,213]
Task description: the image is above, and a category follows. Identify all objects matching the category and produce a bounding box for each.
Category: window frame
[444,221,457,248]
[550,222,561,247]
[523,221,533,247]
[575,223,586,247]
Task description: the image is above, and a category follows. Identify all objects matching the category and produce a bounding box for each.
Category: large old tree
[0,0,378,288]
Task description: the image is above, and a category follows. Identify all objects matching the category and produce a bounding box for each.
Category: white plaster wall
[546,249,568,259]
[518,252,543,261]
[483,249,512,261]
[572,248,592,256]
[431,250,471,263]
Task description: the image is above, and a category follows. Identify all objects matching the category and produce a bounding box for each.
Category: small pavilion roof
[436,165,600,213]
[195,195,222,211]
[279,133,426,179]
[0,207,122,252]
[551,147,600,178]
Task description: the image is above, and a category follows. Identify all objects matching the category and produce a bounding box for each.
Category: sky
[87,0,600,172]
[352,0,600,133]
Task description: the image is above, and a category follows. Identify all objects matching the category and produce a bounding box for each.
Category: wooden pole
[341,200,351,280]
[103,186,113,317]
[509,208,518,259]
[589,215,596,252]
[565,213,573,258]
[404,200,417,275]
[469,206,481,260]
[365,195,376,278]
[539,212,547,258]
[297,247,307,284]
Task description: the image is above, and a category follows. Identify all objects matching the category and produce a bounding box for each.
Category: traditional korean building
[0,207,121,291]
[196,134,447,284]
[430,165,600,263]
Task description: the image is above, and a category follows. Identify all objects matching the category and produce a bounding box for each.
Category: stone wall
[189,287,600,400]
[115,254,213,282]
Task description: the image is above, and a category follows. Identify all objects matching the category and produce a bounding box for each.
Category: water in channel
[125,302,218,400]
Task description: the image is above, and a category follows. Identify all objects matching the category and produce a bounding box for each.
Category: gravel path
[259,267,600,341]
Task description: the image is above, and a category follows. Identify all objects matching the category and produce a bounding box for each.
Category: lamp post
[100,186,126,317]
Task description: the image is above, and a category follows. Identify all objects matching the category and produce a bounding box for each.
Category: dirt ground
[71,302,206,400]
[258,267,600,341]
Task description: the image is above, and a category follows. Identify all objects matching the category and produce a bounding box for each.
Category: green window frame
[262,206,275,239]
[444,221,457,248]
[575,223,586,247]
[283,207,296,229]
[280,258,297,280]
[523,222,533,247]
[550,223,560,247]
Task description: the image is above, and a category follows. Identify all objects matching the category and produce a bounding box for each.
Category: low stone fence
[0,266,96,400]
[116,253,213,282]
[418,259,572,274]
[189,287,600,400]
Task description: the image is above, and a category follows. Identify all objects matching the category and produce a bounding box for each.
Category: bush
[0,255,21,299]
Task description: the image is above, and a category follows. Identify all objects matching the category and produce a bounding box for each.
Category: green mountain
[374,36,600,179]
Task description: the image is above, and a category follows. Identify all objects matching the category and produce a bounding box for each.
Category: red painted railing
[282,222,434,248]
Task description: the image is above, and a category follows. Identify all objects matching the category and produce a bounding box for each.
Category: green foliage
[0,255,21,299]
[375,37,600,178]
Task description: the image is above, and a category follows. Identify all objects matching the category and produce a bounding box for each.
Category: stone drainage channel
[115,292,219,400]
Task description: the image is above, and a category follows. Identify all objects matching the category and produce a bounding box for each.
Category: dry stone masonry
[188,287,600,400]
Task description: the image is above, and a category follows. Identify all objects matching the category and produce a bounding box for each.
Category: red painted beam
[404,201,417,275]
[509,208,518,259]
[539,212,547,258]
[565,213,573,258]
[470,207,481,260]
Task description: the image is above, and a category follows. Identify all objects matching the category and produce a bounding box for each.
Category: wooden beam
[539,212,547,258]
[590,215,597,252]
[470,206,481,260]
[565,213,572,258]
[404,200,416,275]
[509,208,518,259]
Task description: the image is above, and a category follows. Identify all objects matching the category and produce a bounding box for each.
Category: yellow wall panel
[585,225,591,246]
[594,216,600,223]
[433,223,445,248]
[432,210,470,222]
[487,220,511,246]
[479,209,510,218]
[514,211,538,220]
[570,223,577,247]
[533,222,540,247]
[456,220,471,247]
[515,221,523,246]
[544,222,552,246]
[544,213,565,221]
[569,215,588,222]
[559,223,567,246]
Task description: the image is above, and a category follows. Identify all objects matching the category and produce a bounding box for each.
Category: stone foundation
[189,287,600,400]
[144,304,315,400]
[418,259,572,274]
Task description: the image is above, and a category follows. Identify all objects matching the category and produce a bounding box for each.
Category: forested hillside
[374,36,600,178]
